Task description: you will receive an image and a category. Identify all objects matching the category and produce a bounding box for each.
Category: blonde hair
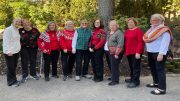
[45,21,58,31]
[109,20,119,28]
[65,20,74,29]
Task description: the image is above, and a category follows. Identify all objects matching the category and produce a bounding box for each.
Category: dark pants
[61,51,75,76]
[20,47,38,78]
[91,48,104,80]
[148,52,167,90]
[43,50,59,78]
[110,53,123,82]
[4,53,19,86]
[75,50,90,76]
[105,51,111,71]
[127,54,141,85]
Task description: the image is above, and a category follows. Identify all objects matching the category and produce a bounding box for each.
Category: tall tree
[98,0,115,31]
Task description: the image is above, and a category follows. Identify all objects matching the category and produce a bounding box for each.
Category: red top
[89,28,106,50]
[124,27,144,56]
[37,30,60,54]
[48,31,59,50]
[59,29,75,52]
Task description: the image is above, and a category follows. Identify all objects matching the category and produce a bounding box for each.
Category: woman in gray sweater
[107,20,124,86]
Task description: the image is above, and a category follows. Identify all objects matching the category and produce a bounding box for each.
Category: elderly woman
[72,19,92,81]
[89,18,106,82]
[3,18,21,87]
[143,14,173,95]
[19,19,40,83]
[107,20,124,86]
[124,18,144,88]
[38,22,61,81]
[60,21,75,81]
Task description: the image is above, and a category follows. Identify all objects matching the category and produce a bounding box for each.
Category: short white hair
[151,13,165,22]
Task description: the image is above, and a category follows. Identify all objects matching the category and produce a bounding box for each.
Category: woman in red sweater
[89,18,106,82]
[124,18,144,88]
[60,21,75,81]
[38,22,60,81]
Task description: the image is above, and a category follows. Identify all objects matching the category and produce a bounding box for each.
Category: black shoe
[151,89,166,95]
[107,77,111,81]
[30,75,39,80]
[52,75,59,78]
[127,83,139,88]
[45,77,50,81]
[94,79,103,82]
[20,77,28,83]
[125,79,132,83]
[11,81,20,87]
[146,83,158,88]
[108,82,119,86]
[63,76,68,81]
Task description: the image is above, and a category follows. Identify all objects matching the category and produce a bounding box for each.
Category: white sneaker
[83,74,92,79]
[75,76,80,81]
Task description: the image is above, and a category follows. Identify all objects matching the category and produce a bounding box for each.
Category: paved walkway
[0,74,179,101]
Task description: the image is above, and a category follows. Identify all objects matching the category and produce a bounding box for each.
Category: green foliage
[165,17,180,40]
[114,15,149,32]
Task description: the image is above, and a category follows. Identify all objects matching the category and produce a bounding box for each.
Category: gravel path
[0,74,180,101]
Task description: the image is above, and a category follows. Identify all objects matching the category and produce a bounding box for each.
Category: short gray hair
[151,13,165,22]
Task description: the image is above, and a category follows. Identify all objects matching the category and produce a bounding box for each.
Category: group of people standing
[3,13,172,95]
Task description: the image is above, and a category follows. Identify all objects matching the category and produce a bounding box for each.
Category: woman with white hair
[60,20,75,81]
[38,21,61,81]
[143,14,173,95]
[3,18,21,87]
[107,20,124,86]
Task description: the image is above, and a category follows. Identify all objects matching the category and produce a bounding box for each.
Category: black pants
[20,47,38,78]
[110,53,123,82]
[43,50,59,78]
[91,48,104,80]
[148,52,167,90]
[127,54,141,85]
[61,51,75,76]
[75,50,90,76]
[4,53,19,86]
[105,51,111,71]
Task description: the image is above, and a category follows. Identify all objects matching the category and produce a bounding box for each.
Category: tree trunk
[98,0,115,31]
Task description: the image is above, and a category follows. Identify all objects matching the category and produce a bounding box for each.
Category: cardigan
[107,29,124,55]
[89,28,106,50]
[19,28,40,49]
[3,25,21,54]
[124,28,144,56]
[38,30,60,54]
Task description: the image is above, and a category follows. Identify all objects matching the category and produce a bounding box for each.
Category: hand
[135,53,141,59]
[43,49,49,53]
[114,55,119,59]
[157,54,163,61]
[7,52,13,56]
[72,49,76,54]
[89,48,94,52]
[63,49,68,53]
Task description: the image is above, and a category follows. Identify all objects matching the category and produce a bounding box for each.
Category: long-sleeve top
[146,32,170,55]
[59,29,75,52]
[72,27,92,51]
[19,28,40,48]
[89,28,106,50]
[124,28,144,56]
[107,29,124,55]
[37,30,60,54]
[3,25,21,54]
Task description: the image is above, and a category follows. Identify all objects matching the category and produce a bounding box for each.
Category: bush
[114,15,149,32]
